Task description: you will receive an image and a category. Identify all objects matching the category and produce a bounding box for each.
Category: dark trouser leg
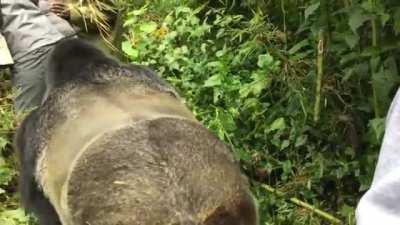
[12,45,54,113]
[2,0,76,112]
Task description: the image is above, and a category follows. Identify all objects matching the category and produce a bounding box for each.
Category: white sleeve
[356,88,400,225]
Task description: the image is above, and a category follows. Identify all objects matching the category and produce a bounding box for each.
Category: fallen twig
[260,183,342,224]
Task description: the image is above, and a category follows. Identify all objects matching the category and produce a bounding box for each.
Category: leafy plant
[119,4,365,224]
[0,72,31,225]
[1,0,399,224]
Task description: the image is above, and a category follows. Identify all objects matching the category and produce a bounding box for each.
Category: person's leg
[1,0,75,112]
[11,45,54,112]
[1,0,67,61]
[37,0,76,37]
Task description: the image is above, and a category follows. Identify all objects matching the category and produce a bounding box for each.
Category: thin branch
[313,29,325,122]
[260,184,342,224]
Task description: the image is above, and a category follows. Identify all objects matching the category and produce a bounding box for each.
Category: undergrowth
[1,0,400,225]
[118,1,400,224]
[0,71,29,225]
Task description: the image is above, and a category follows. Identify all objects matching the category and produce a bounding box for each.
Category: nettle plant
[121,5,362,224]
[0,74,30,225]
[121,5,281,154]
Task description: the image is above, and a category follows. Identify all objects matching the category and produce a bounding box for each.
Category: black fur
[41,38,117,103]
[42,38,174,103]
[16,38,174,225]
[16,39,120,225]
[46,38,118,89]
[16,109,61,225]
[15,38,257,225]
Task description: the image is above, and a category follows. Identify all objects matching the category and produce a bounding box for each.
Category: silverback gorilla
[15,38,259,225]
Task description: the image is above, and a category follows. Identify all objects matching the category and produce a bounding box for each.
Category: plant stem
[369,0,378,47]
[369,0,381,118]
[313,0,329,123]
[343,0,350,8]
[260,184,342,224]
[281,0,288,51]
[314,29,325,123]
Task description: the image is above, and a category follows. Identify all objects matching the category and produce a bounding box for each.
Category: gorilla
[15,38,259,225]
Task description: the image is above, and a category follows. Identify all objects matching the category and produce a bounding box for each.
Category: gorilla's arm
[15,109,61,225]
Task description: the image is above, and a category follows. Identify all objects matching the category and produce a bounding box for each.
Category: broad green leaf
[344,32,359,49]
[368,118,385,143]
[213,88,222,104]
[339,204,355,219]
[129,6,147,16]
[380,13,390,27]
[121,41,139,59]
[204,74,222,87]
[0,157,5,166]
[139,22,158,33]
[371,57,400,112]
[218,110,236,132]
[295,135,308,147]
[282,160,293,175]
[290,49,314,60]
[348,8,369,33]
[239,84,252,98]
[250,72,270,96]
[242,98,259,109]
[268,118,286,132]
[360,1,372,12]
[232,147,252,162]
[257,53,274,68]
[207,61,224,69]
[339,52,359,65]
[176,6,192,14]
[0,137,8,150]
[0,209,29,223]
[200,43,207,53]
[280,140,290,150]
[305,2,320,20]
[0,167,15,185]
[239,72,271,98]
[123,17,137,27]
[215,49,226,57]
[394,7,400,35]
[288,39,309,55]
[251,78,268,96]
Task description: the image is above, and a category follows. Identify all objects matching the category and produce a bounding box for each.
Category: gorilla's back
[16,39,258,225]
[66,117,246,225]
[36,81,203,225]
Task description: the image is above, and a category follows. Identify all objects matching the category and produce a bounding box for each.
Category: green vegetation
[1,0,400,224]
[0,72,29,225]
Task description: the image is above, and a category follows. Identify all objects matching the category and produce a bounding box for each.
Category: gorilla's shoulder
[46,38,177,99]
[48,38,118,88]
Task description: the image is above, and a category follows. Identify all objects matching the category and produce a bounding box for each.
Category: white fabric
[356,89,400,225]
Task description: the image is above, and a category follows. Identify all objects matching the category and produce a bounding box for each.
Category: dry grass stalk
[68,0,117,50]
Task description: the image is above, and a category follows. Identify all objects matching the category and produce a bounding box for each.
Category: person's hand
[50,2,70,20]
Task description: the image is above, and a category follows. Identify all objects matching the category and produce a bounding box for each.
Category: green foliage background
[1,0,400,224]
